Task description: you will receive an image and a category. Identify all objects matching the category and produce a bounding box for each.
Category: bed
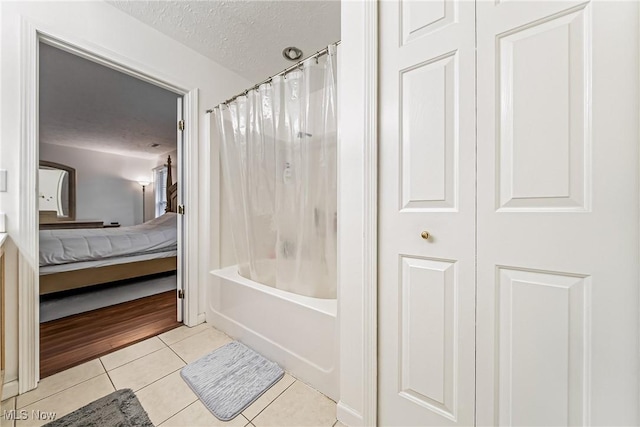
[39,155,179,295]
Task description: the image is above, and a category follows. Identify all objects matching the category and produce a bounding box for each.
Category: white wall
[0,0,249,395]
[40,144,156,226]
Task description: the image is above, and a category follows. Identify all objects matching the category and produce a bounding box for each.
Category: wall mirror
[39,161,76,222]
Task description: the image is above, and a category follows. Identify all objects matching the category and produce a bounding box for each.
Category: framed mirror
[39,161,76,222]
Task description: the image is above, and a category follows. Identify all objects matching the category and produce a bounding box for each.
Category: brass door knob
[421,231,430,240]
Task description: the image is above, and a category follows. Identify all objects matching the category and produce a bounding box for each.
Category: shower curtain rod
[205,40,341,113]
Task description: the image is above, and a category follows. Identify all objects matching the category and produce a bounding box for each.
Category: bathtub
[207,265,338,400]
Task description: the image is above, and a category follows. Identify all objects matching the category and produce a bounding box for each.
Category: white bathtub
[207,265,338,400]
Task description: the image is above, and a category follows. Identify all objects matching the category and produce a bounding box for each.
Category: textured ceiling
[107,0,341,82]
[40,43,180,159]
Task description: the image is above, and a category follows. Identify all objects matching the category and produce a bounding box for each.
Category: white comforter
[39,213,178,267]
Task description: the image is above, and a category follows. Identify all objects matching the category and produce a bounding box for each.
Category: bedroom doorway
[36,41,186,378]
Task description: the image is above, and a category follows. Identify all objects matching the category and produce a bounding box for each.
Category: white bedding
[39,213,177,267]
[39,250,178,275]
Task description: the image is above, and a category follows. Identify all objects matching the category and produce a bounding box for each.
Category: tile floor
[1,323,342,427]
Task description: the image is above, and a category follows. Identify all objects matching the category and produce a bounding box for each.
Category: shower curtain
[214,45,337,299]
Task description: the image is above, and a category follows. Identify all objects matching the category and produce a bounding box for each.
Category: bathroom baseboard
[337,401,363,427]
[2,379,19,400]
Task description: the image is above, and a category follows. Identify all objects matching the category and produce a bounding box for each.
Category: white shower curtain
[214,45,337,299]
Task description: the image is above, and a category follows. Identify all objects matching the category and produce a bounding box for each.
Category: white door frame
[336,1,378,426]
[18,19,200,393]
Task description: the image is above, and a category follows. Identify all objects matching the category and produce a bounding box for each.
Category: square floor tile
[158,323,211,346]
[107,347,184,391]
[1,396,16,413]
[242,373,296,420]
[2,397,16,425]
[159,400,249,427]
[16,374,114,427]
[170,327,232,363]
[17,360,104,408]
[252,381,336,427]
[100,336,166,371]
[135,370,198,425]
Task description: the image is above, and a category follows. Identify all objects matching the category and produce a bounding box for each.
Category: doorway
[36,41,186,378]
[17,27,199,393]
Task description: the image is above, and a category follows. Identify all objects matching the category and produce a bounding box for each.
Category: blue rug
[180,341,284,421]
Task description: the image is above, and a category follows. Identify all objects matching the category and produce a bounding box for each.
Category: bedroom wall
[157,149,178,167]
[0,0,250,396]
[40,144,156,226]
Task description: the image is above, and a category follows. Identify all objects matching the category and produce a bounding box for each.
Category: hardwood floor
[40,291,181,378]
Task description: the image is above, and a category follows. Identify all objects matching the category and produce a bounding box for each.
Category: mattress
[39,212,177,267]
[39,250,178,275]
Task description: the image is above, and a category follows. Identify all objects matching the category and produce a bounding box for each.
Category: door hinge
[177,204,185,215]
[178,289,184,299]
[178,120,185,131]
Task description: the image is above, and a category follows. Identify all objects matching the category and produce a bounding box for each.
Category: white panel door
[476,1,639,425]
[378,1,476,425]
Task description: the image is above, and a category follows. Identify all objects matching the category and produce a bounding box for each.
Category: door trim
[18,19,200,393]
[336,1,378,426]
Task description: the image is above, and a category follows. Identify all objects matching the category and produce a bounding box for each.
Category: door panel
[496,5,589,211]
[496,267,590,426]
[401,0,455,44]
[400,52,457,211]
[476,1,639,425]
[378,1,476,425]
[399,256,457,418]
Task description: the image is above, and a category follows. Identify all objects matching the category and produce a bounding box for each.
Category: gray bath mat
[44,388,153,427]
[181,341,284,421]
